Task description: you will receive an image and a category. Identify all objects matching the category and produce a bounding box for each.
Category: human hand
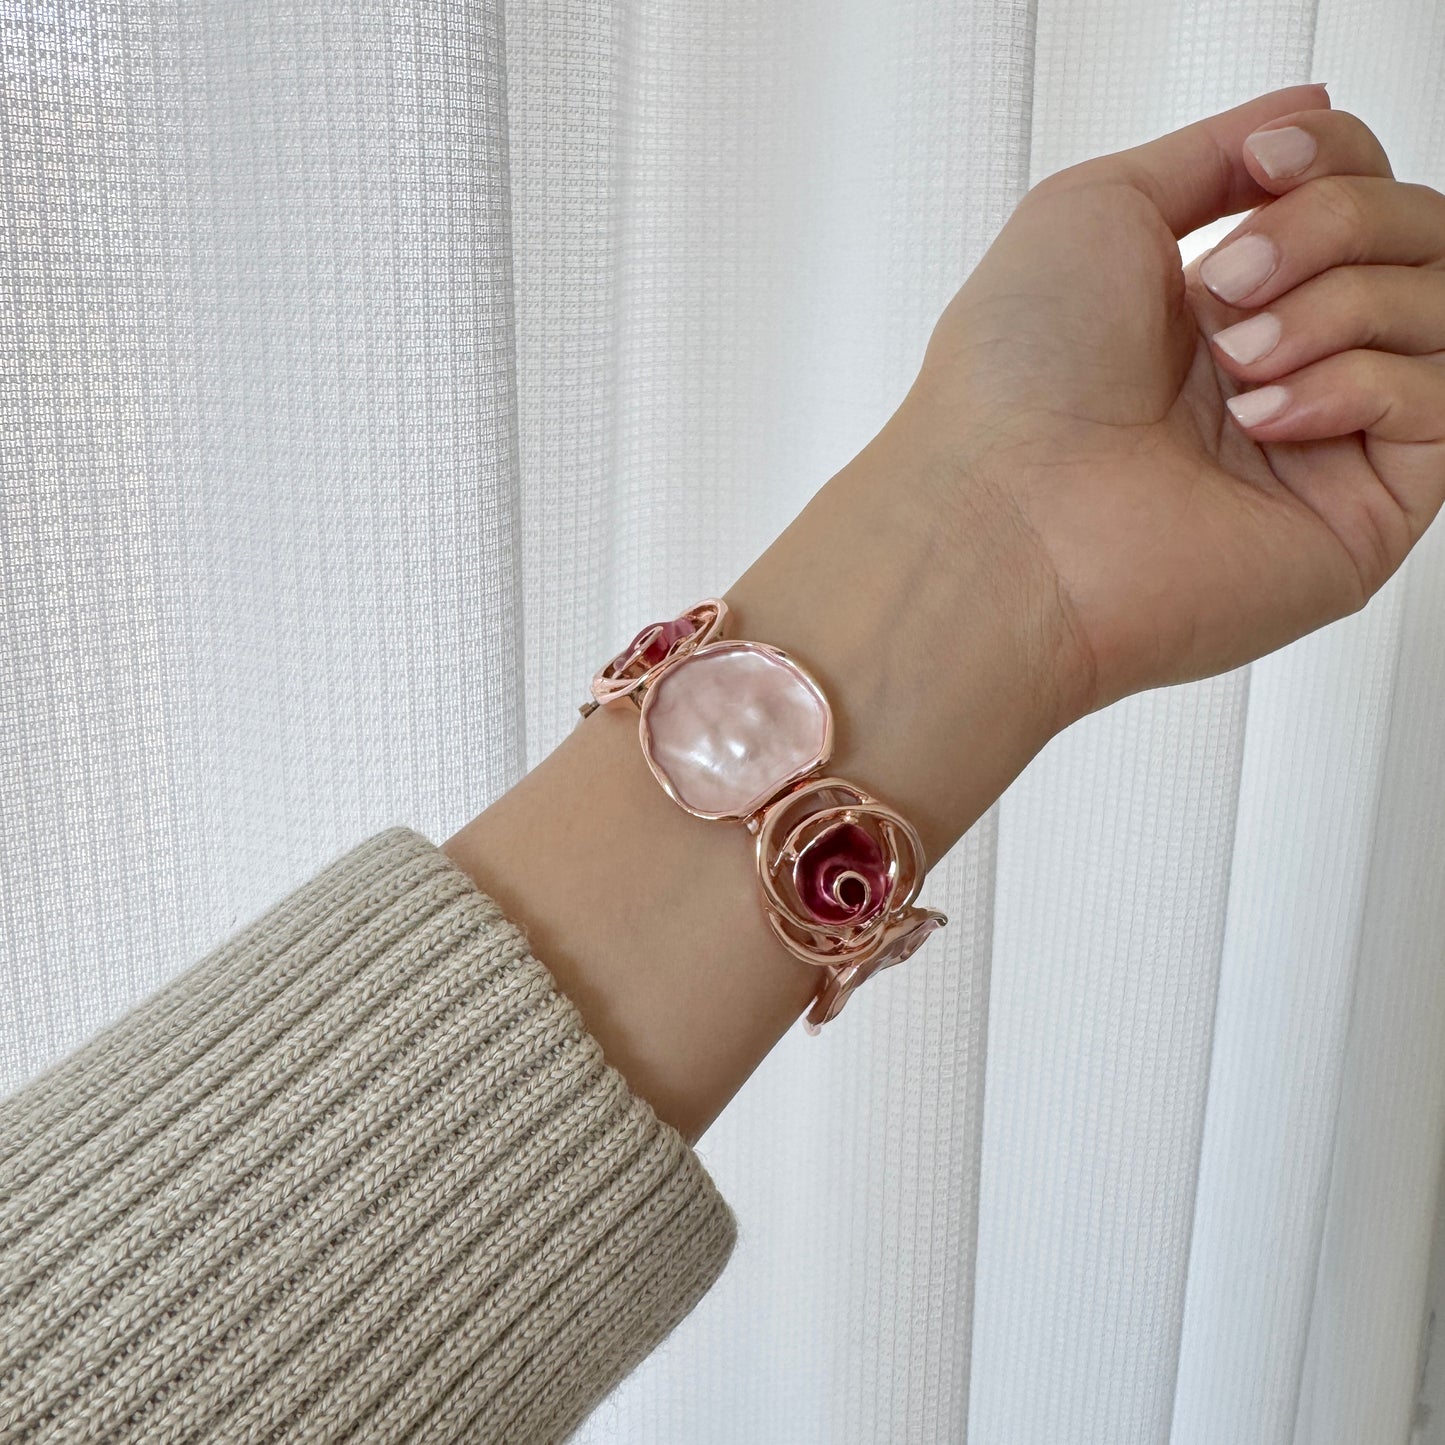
[906,84,1445,722]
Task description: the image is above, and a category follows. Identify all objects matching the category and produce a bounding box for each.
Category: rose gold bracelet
[580,598,946,1033]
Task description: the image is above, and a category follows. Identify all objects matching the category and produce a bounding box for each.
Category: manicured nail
[1200,233,1278,304]
[1245,125,1318,179]
[1212,311,1282,365]
[1226,384,1290,428]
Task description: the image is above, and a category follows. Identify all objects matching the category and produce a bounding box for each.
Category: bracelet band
[580,599,946,1033]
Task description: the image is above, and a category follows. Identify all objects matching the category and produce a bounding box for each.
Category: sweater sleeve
[0,826,738,1443]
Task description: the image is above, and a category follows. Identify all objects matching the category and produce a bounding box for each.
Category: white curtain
[4,2,1444,1440]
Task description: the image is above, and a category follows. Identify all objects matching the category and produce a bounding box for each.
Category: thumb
[1076,83,1331,238]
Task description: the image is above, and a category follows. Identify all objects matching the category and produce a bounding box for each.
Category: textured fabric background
[3,2,1444,1442]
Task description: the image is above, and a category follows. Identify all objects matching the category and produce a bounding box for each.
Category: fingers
[1225,346,1445,540]
[1210,266,1445,380]
[1038,83,1331,238]
[1224,349,1445,447]
[1224,349,1445,544]
[1202,102,1445,466]
[1200,176,1445,309]
[1240,107,1393,193]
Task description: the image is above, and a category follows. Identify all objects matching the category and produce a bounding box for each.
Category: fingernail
[1245,125,1318,179]
[1226,384,1290,428]
[1200,233,1278,304]
[1212,311,1282,365]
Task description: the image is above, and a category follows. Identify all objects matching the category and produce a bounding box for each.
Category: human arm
[445,83,1445,1146]
[5,82,1444,1444]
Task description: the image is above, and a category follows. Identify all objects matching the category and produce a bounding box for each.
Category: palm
[922,178,1419,710]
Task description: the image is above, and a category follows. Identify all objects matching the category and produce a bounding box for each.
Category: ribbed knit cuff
[0,827,737,1443]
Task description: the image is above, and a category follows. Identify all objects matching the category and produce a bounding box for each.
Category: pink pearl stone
[640,642,832,818]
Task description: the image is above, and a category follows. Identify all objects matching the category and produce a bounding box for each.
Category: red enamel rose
[610,615,696,673]
[791,819,891,927]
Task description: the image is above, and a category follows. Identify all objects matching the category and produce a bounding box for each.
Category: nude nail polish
[1245,125,1318,179]
[1200,233,1278,304]
[1212,312,1282,365]
[1226,385,1289,428]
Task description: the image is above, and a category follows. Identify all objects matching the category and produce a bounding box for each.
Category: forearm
[442,401,1076,1142]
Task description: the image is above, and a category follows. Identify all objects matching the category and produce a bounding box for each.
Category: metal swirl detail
[583,598,728,712]
[753,777,946,1030]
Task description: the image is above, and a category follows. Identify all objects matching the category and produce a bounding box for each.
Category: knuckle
[1402,179,1445,215]
[1029,161,1088,200]
[1330,109,1383,152]
[1317,266,1376,339]
[1307,174,1370,239]
[1347,347,1391,393]
[1319,109,1395,177]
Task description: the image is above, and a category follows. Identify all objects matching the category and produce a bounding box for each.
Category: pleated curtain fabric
[3,2,1444,1442]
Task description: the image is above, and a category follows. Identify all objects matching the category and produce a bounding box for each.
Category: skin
[444,85,1445,1143]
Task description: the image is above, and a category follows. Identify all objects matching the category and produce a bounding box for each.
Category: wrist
[442,413,1083,1141]
[724,409,1081,863]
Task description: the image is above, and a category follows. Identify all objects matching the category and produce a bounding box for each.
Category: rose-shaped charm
[754,777,944,988]
[587,599,727,709]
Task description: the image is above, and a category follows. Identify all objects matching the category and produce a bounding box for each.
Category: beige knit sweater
[0,827,738,1442]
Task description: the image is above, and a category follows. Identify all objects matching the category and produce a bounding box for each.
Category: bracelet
[580,599,946,1033]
